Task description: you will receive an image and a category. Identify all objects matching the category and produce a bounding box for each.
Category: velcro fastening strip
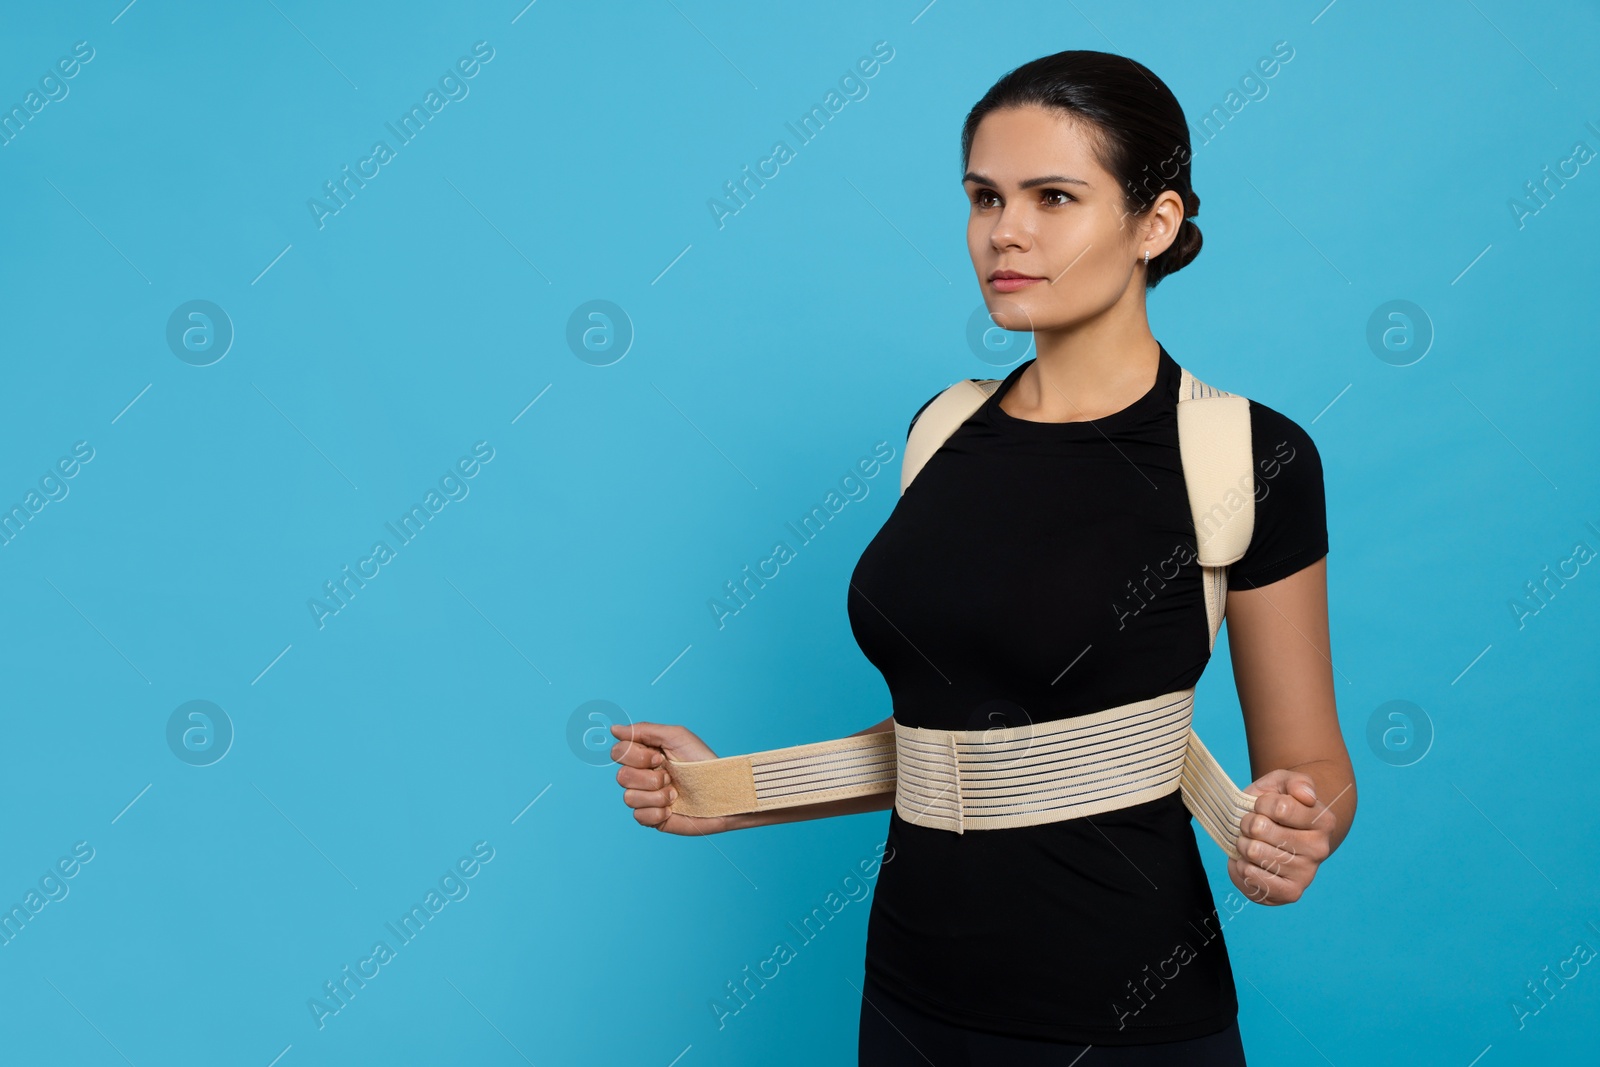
[667,732,897,819]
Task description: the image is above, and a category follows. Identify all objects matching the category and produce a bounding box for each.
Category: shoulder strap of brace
[1174,365,1254,568]
[1175,364,1254,653]
[899,378,1000,494]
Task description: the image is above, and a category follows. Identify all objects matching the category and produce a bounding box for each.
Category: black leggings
[858,976,1247,1066]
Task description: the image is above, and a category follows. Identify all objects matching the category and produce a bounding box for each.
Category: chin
[982,297,1043,333]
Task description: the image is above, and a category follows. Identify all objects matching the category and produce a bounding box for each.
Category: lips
[989,270,1047,293]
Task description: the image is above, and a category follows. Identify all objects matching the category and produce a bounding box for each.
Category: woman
[610,50,1355,1066]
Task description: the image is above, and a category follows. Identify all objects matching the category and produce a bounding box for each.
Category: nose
[988,204,1031,252]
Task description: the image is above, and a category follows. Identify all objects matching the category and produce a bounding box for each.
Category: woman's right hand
[609,721,735,836]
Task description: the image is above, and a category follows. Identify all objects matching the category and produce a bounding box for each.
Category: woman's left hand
[1226,769,1336,905]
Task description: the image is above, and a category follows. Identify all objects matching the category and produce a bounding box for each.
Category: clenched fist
[609,721,734,836]
[1227,769,1337,905]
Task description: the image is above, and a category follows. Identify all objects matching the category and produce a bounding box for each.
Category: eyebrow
[962,172,1090,190]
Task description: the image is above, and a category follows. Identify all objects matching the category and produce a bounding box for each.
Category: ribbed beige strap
[666,731,896,818]
[894,688,1195,833]
[1180,729,1258,861]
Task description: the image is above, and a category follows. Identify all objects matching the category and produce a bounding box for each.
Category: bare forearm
[725,715,896,831]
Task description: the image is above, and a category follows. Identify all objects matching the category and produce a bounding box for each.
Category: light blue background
[2,1,1597,1064]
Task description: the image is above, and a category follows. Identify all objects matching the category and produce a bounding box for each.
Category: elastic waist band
[664,687,1256,859]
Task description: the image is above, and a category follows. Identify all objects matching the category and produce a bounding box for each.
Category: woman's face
[963,104,1175,332]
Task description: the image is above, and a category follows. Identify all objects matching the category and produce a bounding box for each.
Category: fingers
[610,719,719,764]
[616,765,669,791]
[610,720,686,750]
[621,783,677,829]
[1246,769,1315,800]
[623,785,676,809]
[1236,826,1306,875]
[611,742,662,770]
[1248,770,1316,803]
[1228,854,1305,905]
[616,757,679,825]
[1239,810,1330,869]
[608,723,665,771]
[1242,812,1331,861]
[1251,790,1327,832]
[632,804,671,828]
[1283,771,1319,807]
[611,722,686,830]
[1233,810,1327,906]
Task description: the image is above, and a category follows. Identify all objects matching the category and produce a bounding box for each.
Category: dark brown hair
[961,50,1201,289]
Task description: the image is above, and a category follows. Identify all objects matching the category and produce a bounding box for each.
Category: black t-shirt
[848,345,1328,1045]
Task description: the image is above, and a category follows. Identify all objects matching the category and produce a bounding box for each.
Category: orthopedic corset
[664,365,1260,860]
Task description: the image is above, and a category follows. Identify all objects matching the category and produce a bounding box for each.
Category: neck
[1004,305,1161,424]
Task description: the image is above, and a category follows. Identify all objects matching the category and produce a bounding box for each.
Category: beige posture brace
[666,366,1259,859]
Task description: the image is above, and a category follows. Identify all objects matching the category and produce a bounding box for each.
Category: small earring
[1143,250,1150,265]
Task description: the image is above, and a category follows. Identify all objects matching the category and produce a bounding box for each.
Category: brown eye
[1041,189,1074,206]
[972,189,999,209]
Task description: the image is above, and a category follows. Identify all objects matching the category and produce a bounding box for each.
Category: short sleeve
[1227,401,1329,589]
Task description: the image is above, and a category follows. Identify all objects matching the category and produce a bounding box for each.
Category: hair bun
[1166,217,1203,272]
